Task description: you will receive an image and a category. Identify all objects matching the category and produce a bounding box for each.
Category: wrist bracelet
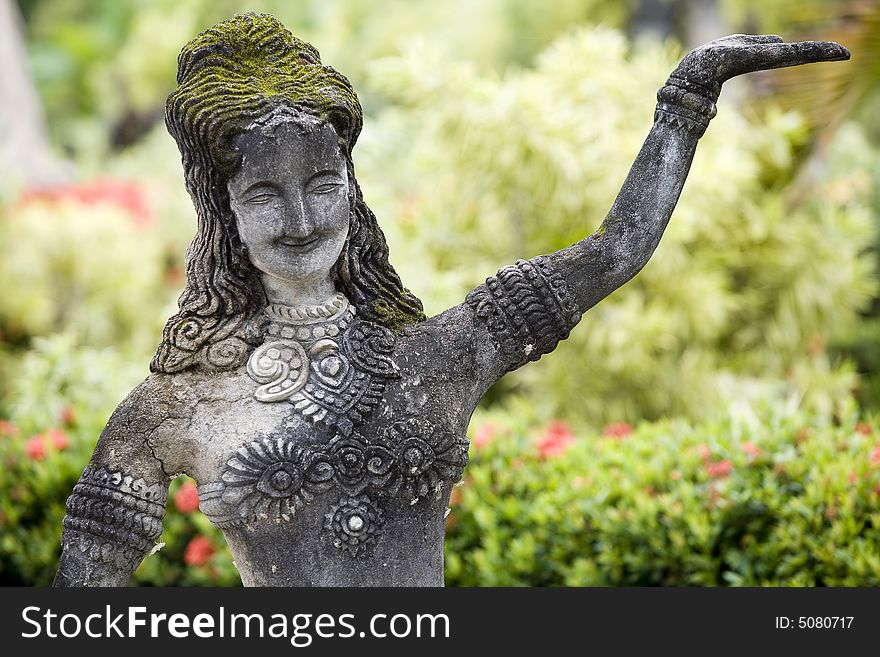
[655,76,719,138]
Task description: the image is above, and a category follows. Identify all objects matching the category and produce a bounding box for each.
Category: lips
[278,236,319,252]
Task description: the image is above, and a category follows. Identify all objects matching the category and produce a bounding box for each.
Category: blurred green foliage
[0,189,171,350]
[17,0,634,155]
[2,0,880,584]
[447,405,880,586]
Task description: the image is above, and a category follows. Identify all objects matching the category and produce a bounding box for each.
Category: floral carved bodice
[192,294,469,572]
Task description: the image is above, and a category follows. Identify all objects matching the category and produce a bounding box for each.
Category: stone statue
[53,13,849,586]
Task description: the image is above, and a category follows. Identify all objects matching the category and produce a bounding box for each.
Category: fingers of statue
[674,36,850,88]
[722,40,851,79]
[707,34,784,47]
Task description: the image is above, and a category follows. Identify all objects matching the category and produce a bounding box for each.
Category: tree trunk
[0,0,70,189]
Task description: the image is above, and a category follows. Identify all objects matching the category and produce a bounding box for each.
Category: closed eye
[307,169,345,195]
[310,182,343,195]
[244,192,278,204]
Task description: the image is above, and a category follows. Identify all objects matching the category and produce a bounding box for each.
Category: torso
[153,296,478,586]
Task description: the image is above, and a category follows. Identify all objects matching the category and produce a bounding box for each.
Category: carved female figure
[54,14,849,586]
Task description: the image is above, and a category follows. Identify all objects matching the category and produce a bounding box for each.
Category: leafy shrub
[0,184,174,352]
[22,0,631,154]
[132,477,239,587]
[445,406,880,586]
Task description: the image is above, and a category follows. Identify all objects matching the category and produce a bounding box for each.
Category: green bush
[445,406,880,586]
[22,0,631,155]
[0,187,175,352]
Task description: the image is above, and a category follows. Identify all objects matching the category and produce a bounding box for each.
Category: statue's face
[227,118,350,292]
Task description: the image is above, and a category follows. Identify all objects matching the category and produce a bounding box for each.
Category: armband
[60,465,167,567]
[655,75,719,138]
[466,255,581,372]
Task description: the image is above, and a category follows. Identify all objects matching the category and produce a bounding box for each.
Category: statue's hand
[671,34,850,94]
[655,35,849,137]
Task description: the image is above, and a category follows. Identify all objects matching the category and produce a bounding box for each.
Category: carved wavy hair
[151,13,425,374]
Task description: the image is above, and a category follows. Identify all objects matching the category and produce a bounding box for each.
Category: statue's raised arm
[461,36,850,390]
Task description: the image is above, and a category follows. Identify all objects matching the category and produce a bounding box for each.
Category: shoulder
[391,304,484,384]
[93,371,206,477]
[104,373,199,434]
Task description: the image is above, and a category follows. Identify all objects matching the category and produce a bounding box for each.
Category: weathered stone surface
[53,14,849,586]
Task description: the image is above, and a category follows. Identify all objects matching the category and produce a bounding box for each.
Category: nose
[279,187,314,240]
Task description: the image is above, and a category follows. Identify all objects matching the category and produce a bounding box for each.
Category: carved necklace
[246,292,399,435]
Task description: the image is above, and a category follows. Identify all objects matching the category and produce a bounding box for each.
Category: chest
[177,308,470,559]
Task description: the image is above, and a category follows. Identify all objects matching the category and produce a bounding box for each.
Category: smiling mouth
[278,236,319,251]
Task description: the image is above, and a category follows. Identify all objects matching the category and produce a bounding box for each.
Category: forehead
[230,118,344,175]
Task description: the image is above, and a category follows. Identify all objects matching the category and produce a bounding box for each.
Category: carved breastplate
[199,419,468,555]
[198,294,469,556]
[245,293,398,435]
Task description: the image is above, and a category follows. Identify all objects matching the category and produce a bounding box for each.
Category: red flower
[742,441,761,459]
[545,420,572,436]
[856,423,872,436]
[473,423,497,449]
[184,535,215,567]
[536,421,575,458]
[165,265,184,287]
[0,420,18,438]
[602,422,633,439]
[59,406,76,427]
[871,445,880,466]
[448,487,461,506]
[705,459,732,479]
[21,179,153,227]
[174,480,200,513]
[46,428,69,450]
[697,444,712,461]
[25,435,46,460]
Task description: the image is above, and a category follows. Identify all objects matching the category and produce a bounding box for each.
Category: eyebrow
[241,181,279,196]
[309,168,345,181]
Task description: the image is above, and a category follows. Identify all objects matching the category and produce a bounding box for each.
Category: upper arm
[55,375,180,586]
[438,254,583,398]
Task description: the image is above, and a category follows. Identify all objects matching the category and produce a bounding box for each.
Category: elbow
[592,219,658,287]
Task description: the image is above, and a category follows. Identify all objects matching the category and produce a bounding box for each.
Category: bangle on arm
[466,255,581,374]
[654,75,719,138]
[59,466,167,572]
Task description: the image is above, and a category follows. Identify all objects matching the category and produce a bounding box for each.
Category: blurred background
[2,0,880,586]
